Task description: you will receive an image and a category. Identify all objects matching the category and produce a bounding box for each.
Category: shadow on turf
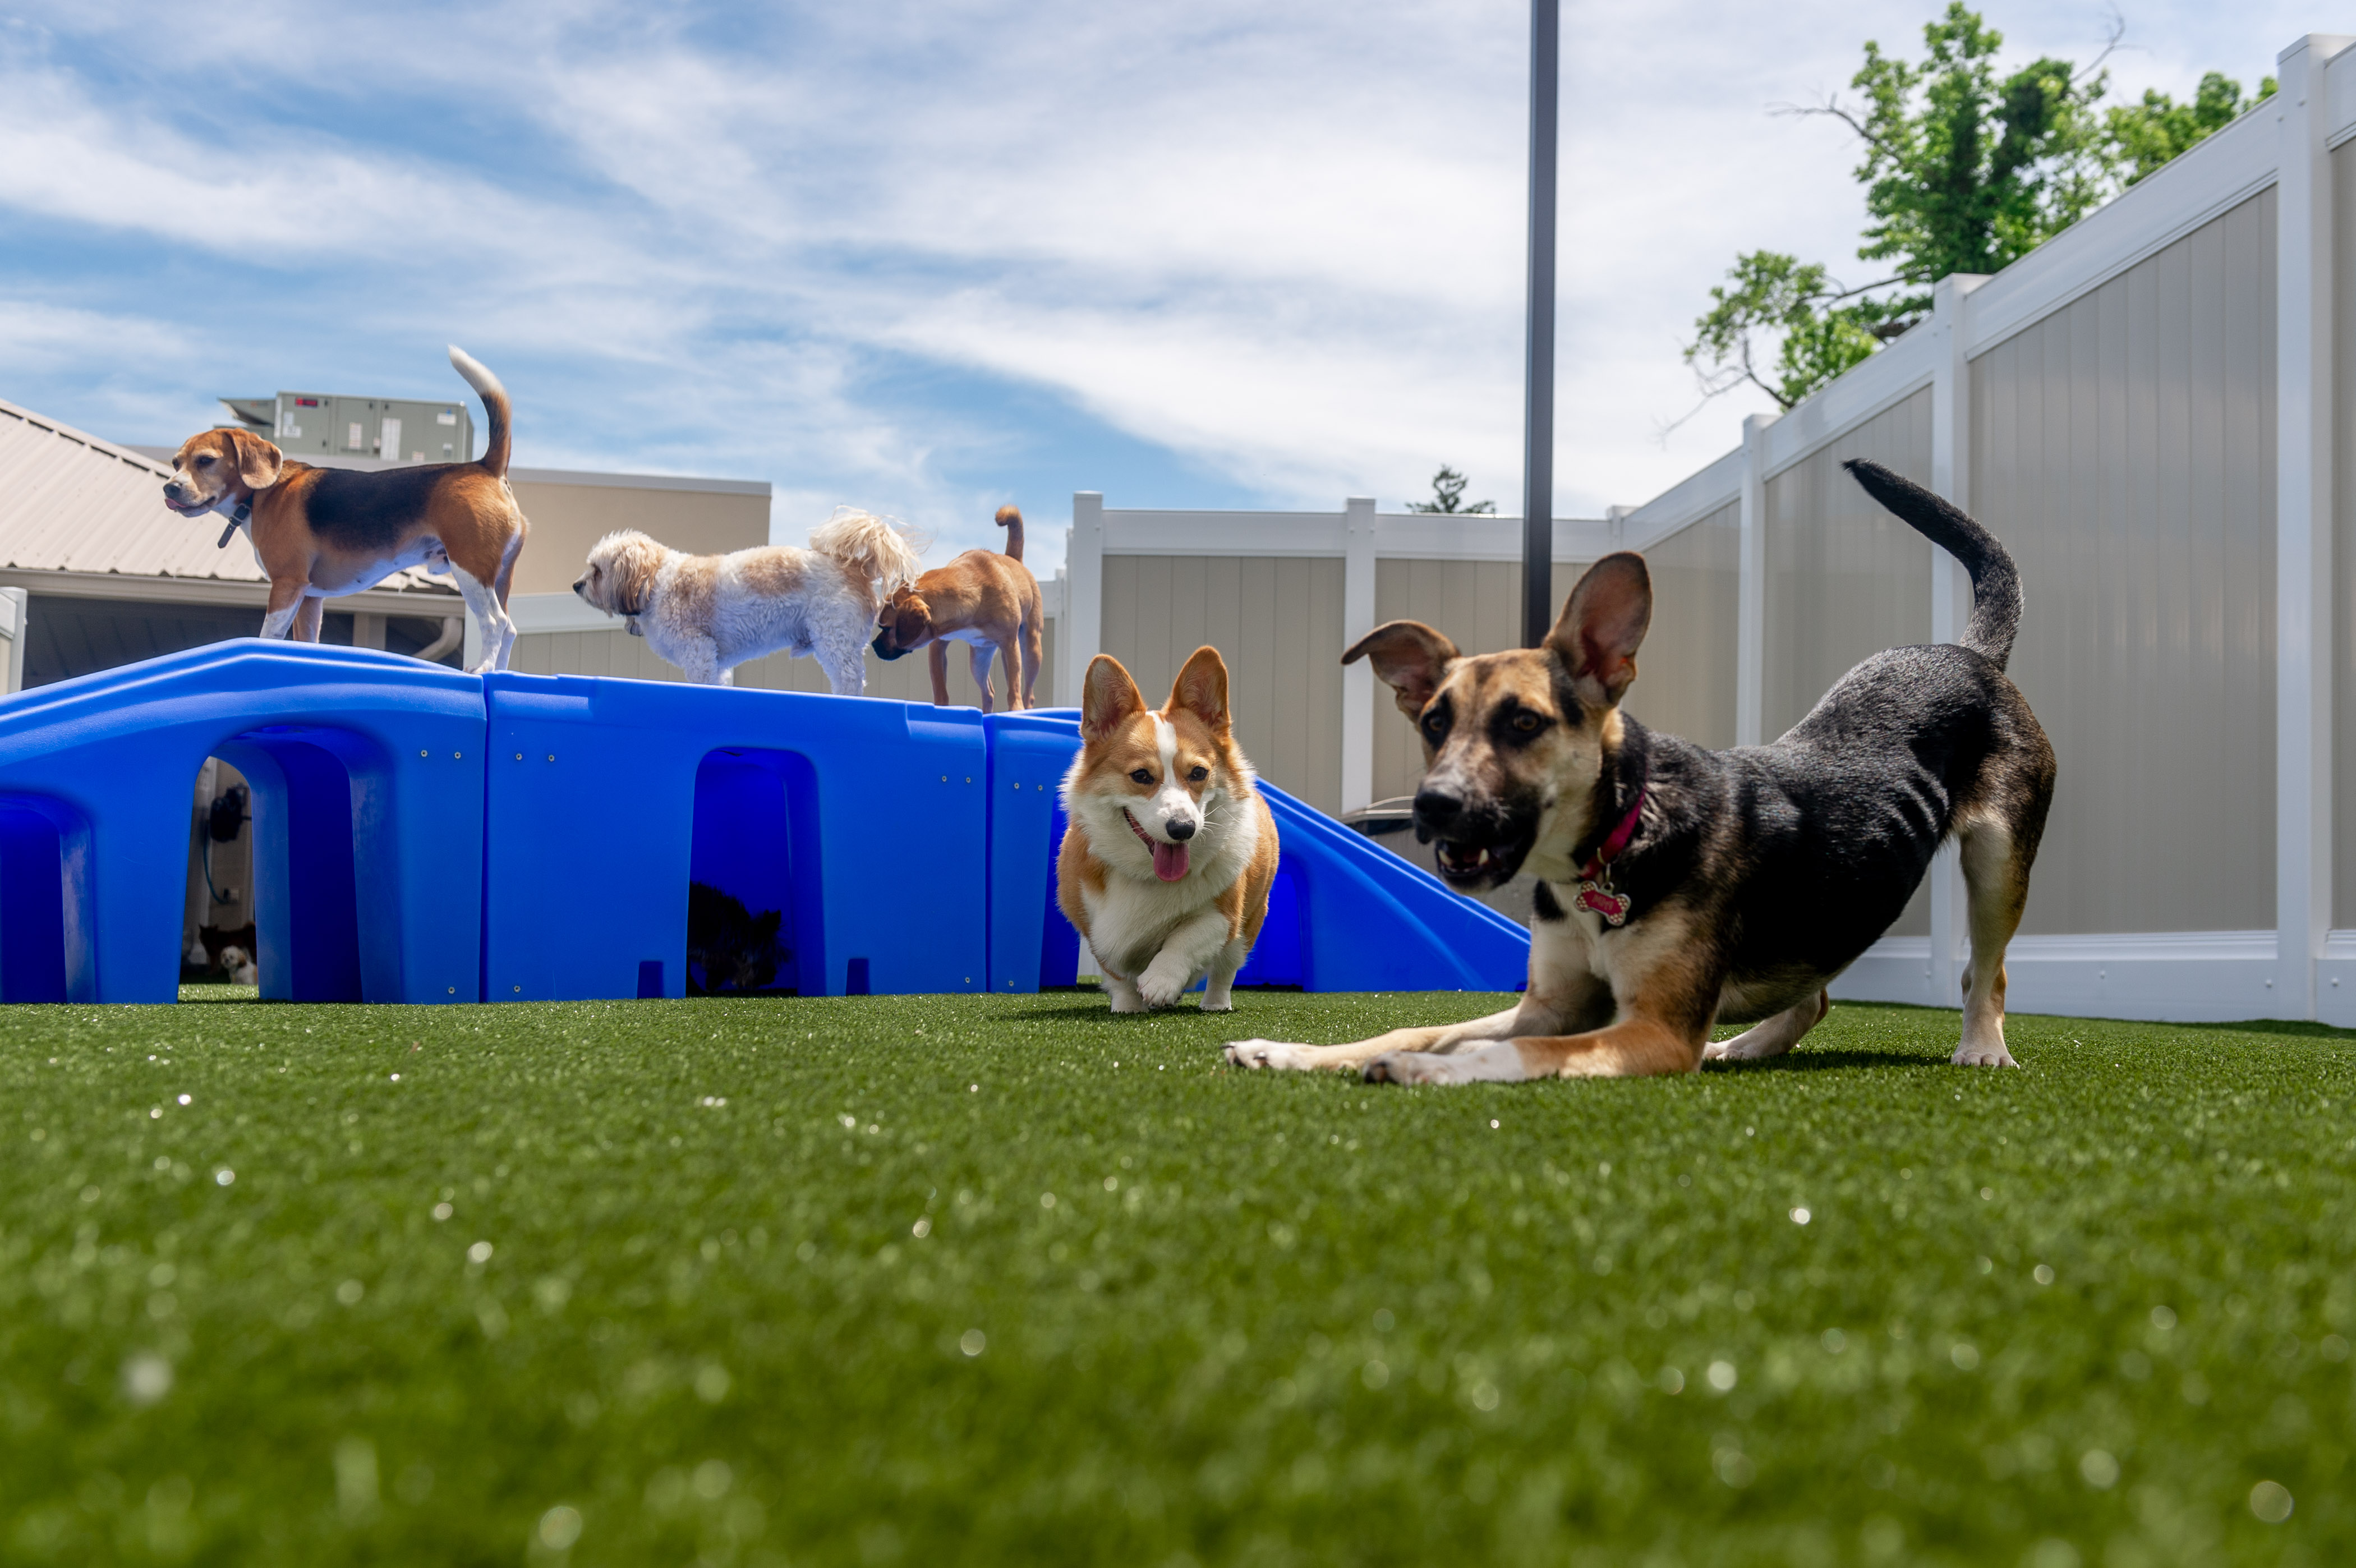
[1701,1047,1944,1073]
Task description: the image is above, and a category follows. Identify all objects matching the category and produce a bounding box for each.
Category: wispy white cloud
[0,0,2314,577]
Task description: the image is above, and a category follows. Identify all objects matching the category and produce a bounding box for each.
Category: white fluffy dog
[572,509,922,693]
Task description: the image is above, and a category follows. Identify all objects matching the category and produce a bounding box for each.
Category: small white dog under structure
[571,509,924,693]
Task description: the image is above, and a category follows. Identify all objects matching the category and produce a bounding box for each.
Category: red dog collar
[1573,757,1646,927]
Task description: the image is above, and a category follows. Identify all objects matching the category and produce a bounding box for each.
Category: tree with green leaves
[1683,5,2272,413]
[1406,466,1495,514]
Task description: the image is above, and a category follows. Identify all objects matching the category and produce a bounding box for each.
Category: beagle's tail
[1843,458,2022,670]
[448,345,513,478]
[995,504,1024,561]
[810,507,924,600]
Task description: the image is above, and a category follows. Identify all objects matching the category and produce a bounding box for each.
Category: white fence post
[1734,412,1774,747]
[1340,496,1377,813]
[2274,36,2349,1019]
[1063,492,1105,712]
[0,587,25,693]
[1928,272,1989,1008]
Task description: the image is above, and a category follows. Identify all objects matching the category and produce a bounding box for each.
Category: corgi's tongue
[1128,810,1190,881]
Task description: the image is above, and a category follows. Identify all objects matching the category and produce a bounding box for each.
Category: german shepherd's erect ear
[1082,654,1147,743]
[1546,552,1651,707]
[224,427,284,491]
[1166,645,1231,734]
[1342,620,1462,720]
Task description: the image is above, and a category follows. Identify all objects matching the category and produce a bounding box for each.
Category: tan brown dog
[160,347,528,673]
[1057,647,1280,1013]
[871,505,1043,711]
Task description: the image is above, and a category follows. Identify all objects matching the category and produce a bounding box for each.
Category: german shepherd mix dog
[1228,461,2055,1083]
[1059,647,1280,1013]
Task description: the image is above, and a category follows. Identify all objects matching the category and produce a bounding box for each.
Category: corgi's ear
[1546,552,1651,706]
[1165,645,1230,733]
[1343,620,1461,720]
[227,428,283,490]
[1082,654,1145,742]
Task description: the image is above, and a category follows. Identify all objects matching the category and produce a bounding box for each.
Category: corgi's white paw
[1952,1041,2018,1068]
[1137,961,1192,1010]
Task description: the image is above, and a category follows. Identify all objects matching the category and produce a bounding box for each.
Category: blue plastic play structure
[0,641,1529,1004]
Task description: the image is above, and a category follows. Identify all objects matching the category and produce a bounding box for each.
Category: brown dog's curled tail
[448,346,513,478]
[1843,458,2022,671]
[995,504,1024,562]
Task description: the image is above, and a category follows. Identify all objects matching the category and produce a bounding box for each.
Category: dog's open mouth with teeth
[1429,833,1534,889]
[1418,803,1536,890]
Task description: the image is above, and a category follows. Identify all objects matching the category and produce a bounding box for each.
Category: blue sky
[0,1,2310,576]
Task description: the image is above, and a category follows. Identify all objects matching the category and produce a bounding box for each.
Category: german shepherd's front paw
[1363,1050,1456,1084]
[1364,1043,1526,1086]
[1225,1038,1312,1070]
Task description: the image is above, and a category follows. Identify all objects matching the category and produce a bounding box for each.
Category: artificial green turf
[2,992,2352,1567]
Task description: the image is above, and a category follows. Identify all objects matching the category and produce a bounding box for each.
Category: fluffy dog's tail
[1843,458,2022,670]
[448,346,513,478]
[996,504,1024,561]
[811,508,924,599]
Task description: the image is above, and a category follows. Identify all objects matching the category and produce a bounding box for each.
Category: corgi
[1057,646,1279,1013]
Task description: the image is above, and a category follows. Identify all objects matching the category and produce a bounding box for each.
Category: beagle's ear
[1342,620,1461,720]
[227,429,283,490]
[1166,645,1230,733]
[1546,551,1651,706]
[1082,654,1147,743]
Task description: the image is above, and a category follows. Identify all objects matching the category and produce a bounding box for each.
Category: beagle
[161,347,528,673]
[871,505,1044,711]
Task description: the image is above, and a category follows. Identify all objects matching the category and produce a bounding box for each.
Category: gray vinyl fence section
[1976,188,2277,936]
[1627,502,1738,752]
[509,620,1056,710]
[1099,554,1347,814]
[1761,388,1937,742]
[2336,141,2356,929]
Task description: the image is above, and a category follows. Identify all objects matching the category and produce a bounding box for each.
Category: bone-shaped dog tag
[1575,880,1631,926]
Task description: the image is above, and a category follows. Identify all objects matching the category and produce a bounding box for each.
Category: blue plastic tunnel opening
[688,748,823,996]
[0,799,76,1003]
[214,734,367,1003]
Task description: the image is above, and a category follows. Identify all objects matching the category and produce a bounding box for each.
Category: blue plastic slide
[0,645,1528,1002]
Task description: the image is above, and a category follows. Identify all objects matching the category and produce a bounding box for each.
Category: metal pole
[1521,0,1559,647]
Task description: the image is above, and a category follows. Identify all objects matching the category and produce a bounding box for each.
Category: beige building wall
[1764,387,1936,935]
[1369,559,1584,804]
[507,475,771,597]
[511,615,1055,710]
[1626,502,1739,752]
[1975,187,2276,935]
[1101,555,1346,812]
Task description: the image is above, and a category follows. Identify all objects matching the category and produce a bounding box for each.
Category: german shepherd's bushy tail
[1844,458,2022,671]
